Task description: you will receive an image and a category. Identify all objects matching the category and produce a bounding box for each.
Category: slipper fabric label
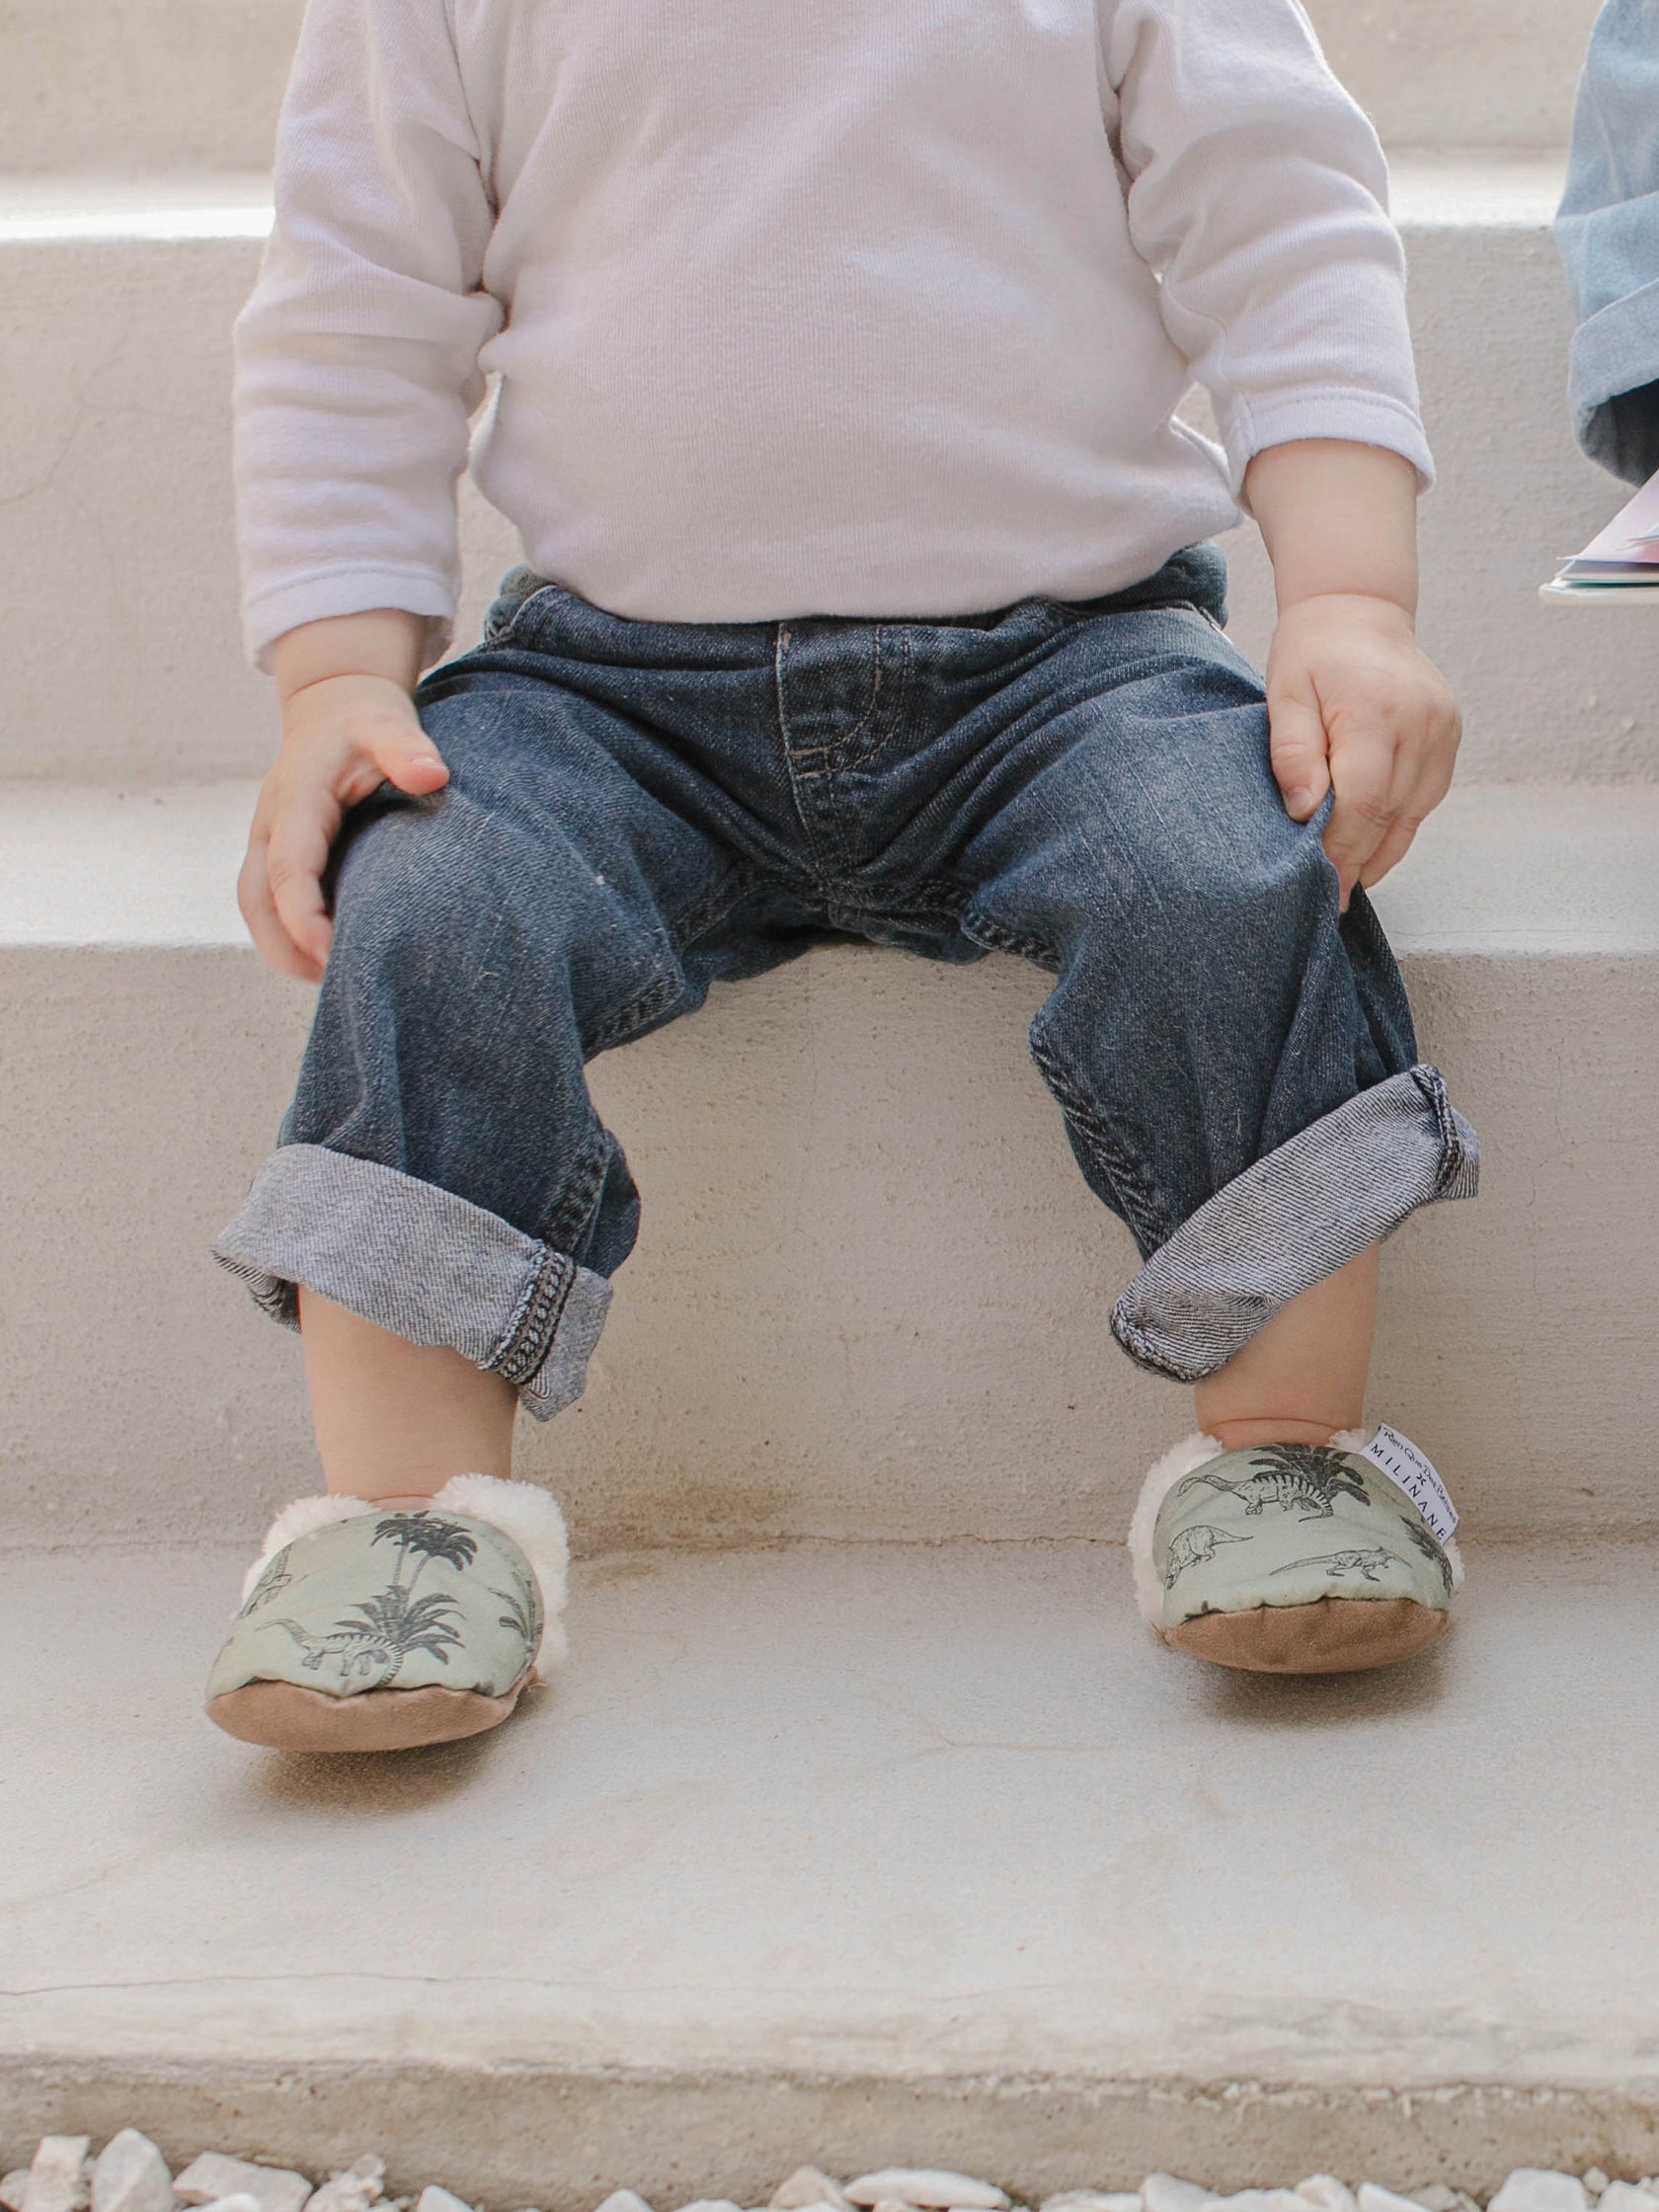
[1360,1422,1459,1540]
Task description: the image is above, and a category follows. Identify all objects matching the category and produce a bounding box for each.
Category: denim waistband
[482,540,1229,650]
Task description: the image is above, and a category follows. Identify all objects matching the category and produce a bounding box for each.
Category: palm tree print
[276,1587,466,1688]
[1397,1512,1454,1594]
[270,1513,482,1691]
[372,1513,479,1591]
[238,1546,295,1618]
[491,1561,544,1653]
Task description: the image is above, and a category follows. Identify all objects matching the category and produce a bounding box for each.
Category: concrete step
[2,1534,1657,2193]
[3,164,1651,789]
[4,778,1659,1553]
[0,0,1602,175]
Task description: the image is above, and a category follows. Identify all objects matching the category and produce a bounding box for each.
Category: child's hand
[1243,441,1462,912]
[240,611,445,982]
[1264,592,1461,908]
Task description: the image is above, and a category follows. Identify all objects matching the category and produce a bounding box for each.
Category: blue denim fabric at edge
[1557,0,1659,478]
[214,547,1476,1406]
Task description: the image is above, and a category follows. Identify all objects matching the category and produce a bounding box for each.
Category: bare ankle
[1206,1414,1345,1453]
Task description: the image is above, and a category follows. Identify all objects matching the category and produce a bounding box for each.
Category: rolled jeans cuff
[212,1144,611,1420]
[1111,1065,1478,1384]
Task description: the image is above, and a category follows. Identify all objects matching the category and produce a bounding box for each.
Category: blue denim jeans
[216,546,1477,1414]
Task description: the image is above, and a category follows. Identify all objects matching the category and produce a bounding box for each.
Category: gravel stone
[592,2195,655,2212]
[1358,2187,1431,2212]
[178,2161,312,2212]
[23,2142,92,2212]
[2,2178,31,2212]
[306,2164,385,2212]
[1595,2191,1659,2212]
[1041,2194,1142,2212]
[89,2132,173,2212]
[1144,2181,1211,2212]
[413,2188,474,2212]
[1297,2178,1357,2212]
[1490,2177,1592,2212]
[848,2176,1008,2212]
[772,2174,850,2212]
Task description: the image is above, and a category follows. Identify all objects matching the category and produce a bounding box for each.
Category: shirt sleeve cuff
[243,567,458,675]
[1218,388,1436,506]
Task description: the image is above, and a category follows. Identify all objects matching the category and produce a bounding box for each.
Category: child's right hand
[239,610,448,983]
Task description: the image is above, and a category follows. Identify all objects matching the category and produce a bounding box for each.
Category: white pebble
[2,2178,32,2212]
[1584,2182,1610,2203]
[23,2141,92,2212]
[1489,2177,1591,2212]
[673,2200,745,2212]
[772,2177,850,2212]
[198,2194,264,2212]
[1596,2191,1659,2212]
[1357,2189,1431,2212]
[414,2190,474,2212]
[1042,2196,1142,2212]
[90,2138,173,2212]
[592,2196,655,2212]
[306,2167,386,2212]
[1297,2181,1357,2212]
[848,2181,1007,2212]
[1144,2183,1212,2212]
[177,2162,312,2212]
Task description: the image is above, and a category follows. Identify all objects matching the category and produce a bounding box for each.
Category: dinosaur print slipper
[1129,1430,1462,1675]
[204,1475,569,1751]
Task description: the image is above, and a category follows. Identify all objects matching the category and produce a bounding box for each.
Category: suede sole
[1166,1595,1448,1674]
[205,1669,534,1752]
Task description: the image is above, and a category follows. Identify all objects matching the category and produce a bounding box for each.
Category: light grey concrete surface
[3,781,1659,1550]
[1303,0,1602,152]
[0,0,1603,174]
[2,1538,1657,2195]
[6,167,1656,787]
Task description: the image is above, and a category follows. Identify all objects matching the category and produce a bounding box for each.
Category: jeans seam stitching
[537,1119,614,1255]
[1028,1023,1172,1254]
[959,905,1062,971]
[837,623,914,772]
[490,1247,576,1383]
[587,974,680,1054]
[664,864,760,954]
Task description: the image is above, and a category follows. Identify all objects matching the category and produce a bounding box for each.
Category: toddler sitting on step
[206,0,1477,1750]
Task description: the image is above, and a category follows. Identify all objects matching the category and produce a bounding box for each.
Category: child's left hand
[1264,592,1461,908]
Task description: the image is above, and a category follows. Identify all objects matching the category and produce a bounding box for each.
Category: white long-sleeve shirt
[234,0,1432,669]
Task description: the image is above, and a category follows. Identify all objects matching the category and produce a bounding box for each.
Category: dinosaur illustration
[275,1587,466,1688]
[1162,1522,1253,1588]
[1270,1545,1405,1584]
[1175,1442,1372,1522]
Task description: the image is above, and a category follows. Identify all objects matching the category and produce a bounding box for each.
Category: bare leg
[1193,1242,1379,1451]
[298,1287,517,1501]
